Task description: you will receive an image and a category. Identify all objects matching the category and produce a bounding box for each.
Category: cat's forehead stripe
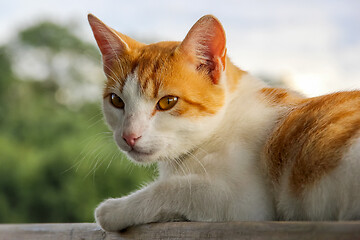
[135,45,173,99]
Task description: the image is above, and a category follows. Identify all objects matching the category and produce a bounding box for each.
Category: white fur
[96,72,281,231]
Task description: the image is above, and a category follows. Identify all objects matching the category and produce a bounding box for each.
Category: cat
[88,13,360,231]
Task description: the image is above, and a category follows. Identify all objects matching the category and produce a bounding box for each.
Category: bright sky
[1,0,359,96]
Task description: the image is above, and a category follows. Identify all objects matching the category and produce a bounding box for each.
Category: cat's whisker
[169,155,193,201]
[187,150,209,179]
[84,139,121,179]
[155,136,210,177]
[63,132,112,174]
[62,160,82,175]
[104,150,121,173]
[86,116,108,130]
[78,131,112,146]
[140,134,210,178]
[84,148,107,179]
[86,111,103,123]
[175,155,194,212]
[69,131,115,179]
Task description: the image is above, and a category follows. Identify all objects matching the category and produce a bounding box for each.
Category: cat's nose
[122,133,141,148]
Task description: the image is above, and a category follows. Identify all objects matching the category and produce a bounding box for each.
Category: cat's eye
[110,93,125,109]
[157,96,178,111]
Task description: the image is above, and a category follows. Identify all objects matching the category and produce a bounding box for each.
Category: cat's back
[263,90,360,220]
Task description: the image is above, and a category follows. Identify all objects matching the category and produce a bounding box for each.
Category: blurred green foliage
[20,22,97,55]
[0,21,156,223]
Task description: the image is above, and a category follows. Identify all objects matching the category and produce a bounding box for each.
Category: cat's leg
[95,175,235,231]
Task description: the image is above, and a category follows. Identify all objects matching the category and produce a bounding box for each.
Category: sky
[1,0,359,96]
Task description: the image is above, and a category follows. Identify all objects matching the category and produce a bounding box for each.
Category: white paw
[95,198,131,232]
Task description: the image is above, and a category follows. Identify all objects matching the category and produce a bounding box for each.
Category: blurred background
[0,0,359,223]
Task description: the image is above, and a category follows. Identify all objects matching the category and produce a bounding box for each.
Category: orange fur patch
[264,91,360,195]
[260,88,305,106]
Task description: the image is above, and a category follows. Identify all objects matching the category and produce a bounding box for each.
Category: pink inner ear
[207,22,226,62]
[179,15,227,84]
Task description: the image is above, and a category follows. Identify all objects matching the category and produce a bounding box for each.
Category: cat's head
[88,14,229,164]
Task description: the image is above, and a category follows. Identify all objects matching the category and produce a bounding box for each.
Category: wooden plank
[123,221,360,240]
[0,222,359,240]
[0,223,106,240]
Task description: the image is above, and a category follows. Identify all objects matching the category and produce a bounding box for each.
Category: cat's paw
[95,198,131,232]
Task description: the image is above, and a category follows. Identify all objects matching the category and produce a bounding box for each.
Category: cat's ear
[178,15,227,84]
[88,14,143,65]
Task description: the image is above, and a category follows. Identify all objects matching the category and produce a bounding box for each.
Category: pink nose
[122,133,141,147]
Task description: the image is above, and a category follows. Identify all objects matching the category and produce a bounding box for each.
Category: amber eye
[110,93,125,109]
[157,96,178,111]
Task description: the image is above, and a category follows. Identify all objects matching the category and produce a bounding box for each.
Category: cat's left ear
[178,15,227,84]
[88,14,144,75]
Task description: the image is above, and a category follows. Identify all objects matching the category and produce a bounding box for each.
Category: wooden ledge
[0,221,359,240]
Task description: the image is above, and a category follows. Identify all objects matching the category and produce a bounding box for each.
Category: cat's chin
[125,149,159,164]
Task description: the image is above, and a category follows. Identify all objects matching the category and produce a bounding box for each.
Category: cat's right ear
[178,15,227,85]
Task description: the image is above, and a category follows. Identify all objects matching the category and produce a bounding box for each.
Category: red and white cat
[88,14,360,231]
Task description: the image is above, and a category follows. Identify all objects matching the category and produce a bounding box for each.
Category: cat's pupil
[110,93,125,109]
[157,96,178,111]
